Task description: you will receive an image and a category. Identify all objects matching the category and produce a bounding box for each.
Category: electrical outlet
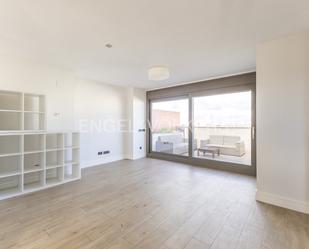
[98,151,110,156]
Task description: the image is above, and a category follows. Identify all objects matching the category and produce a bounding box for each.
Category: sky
[152,91,251,127]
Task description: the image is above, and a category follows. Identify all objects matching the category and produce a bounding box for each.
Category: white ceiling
[0,0,309,89]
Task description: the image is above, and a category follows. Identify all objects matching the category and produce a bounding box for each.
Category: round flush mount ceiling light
[148,66,170,81]
[105,43,113,48]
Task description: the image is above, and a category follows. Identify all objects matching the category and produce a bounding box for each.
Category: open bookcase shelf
[0,91,22,111]
[46,167,63,185]
[46,150,64,168]
[0,91,46,132]
[0,89,80,200]
[0,175,22,198]
[0,131,80,200]
[24,170,44,191]
[24,152,45,173]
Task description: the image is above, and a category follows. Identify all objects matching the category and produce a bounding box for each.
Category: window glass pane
[193,91,252,165]
[151,98,189,156]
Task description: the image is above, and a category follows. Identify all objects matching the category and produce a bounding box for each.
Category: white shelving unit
[64,132,80,180]
[0,90,80,200]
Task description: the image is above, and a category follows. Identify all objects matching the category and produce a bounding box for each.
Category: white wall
[74,79,129,167]
[0,54,146,168]
[132,88,146,159]
[256,31,309,214]
[125,88,146,160]
[0,55,75,130]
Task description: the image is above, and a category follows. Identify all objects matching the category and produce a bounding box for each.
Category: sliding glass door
[150,97,189,156]
[147,73,256,174]
[193,91,253,166]
[149,91,255,167]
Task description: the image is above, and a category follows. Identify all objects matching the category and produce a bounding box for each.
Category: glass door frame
[188,85,256,171]
[148,95,190,159]
[146,73,256,176]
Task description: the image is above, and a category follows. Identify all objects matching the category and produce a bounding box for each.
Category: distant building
[152,110,180,132]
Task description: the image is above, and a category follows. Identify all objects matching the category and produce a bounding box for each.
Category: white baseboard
[132,155,146,160]
[123,154,146,160]
[256,190,309,214]
[81,155,146,169]
[81,155,125,169]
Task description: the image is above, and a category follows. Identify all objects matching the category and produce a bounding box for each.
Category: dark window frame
[146,72,256,176]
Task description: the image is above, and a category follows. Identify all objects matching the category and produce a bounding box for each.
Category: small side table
[197,147,220,158]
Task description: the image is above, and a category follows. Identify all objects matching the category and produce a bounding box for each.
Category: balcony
[152,126,251,166]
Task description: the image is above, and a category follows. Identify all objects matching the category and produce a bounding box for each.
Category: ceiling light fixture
[105,43,113,48]
[148,66,170,81]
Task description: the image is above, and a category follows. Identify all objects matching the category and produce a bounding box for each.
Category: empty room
[0,0,309,248]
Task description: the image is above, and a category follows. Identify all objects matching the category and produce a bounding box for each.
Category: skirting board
[256,190,309,214]
[124,154,146,160]
[81,155,146,169]
[81,155,125,169]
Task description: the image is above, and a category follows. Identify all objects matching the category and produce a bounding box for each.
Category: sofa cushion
[223,136,241,146]
[200,135,245,157]
[209,135,224,145]
[206,143,224,148]
[173,142,188,148]
[158,133,183,144]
